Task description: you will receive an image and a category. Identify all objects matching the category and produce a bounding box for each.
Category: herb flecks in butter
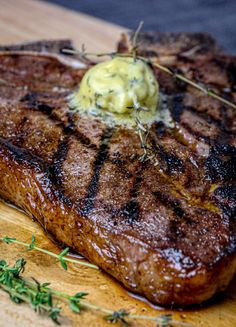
[71,56,159,126]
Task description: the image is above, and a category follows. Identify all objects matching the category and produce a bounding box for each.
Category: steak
[0,35,235,306]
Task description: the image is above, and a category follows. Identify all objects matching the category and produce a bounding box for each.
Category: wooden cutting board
[0,1,235,326]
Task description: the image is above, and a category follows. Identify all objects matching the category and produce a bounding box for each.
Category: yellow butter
[71,56,159,125]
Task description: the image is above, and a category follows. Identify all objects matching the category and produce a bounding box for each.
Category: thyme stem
[62,49,236,112]
[0,236,98,270]
[131,20,144,59]
[128,314,191,326]
[147,60,236,110]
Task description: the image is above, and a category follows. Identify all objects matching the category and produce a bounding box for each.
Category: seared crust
[0,137,235,306]
[0,36,235,306]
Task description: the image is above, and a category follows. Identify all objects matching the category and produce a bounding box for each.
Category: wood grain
[0,0,235,326]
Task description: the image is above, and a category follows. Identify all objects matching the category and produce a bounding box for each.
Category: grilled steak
[0,35,235,306]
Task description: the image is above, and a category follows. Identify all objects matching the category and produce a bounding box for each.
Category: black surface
[46,0,236,54]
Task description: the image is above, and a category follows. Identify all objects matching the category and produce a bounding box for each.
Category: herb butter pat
[71,57,159,125]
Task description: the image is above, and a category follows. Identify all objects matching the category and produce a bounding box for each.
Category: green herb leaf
[28,235,36,251]
[0,260,7,267]
[58,248,69,271]
[157,314,173,327]
[74,292,88,299]
[105,309,130,326]
[69,299,81,313]
[59,248,70,257]
[1,236,16,244]
[49,307,61,325]
[69,292,88,313]
[60,259,67,271]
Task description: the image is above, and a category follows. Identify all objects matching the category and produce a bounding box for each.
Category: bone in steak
[0,35,235,306]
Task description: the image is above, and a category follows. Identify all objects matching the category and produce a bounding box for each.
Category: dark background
[46,0,236,54]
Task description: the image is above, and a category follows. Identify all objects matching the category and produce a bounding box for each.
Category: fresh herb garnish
[62,21,236,165]
[105,309,130,325]
[127,99,156,162]
[0,235,98,270]
[0,258,61,324]
[62,30,236,112]
[0,256,193,326]
[131,20,144,60]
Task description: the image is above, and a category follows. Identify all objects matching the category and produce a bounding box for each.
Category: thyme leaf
[28,235,36,251]
[58,247,70,271]
[69,292,88,313]
[105,309,130,325]
[1,236,16,244]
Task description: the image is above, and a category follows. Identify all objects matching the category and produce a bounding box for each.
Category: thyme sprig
[127,99,158,163]
[0,235,98,270]
[62,22,236,163]
[141,58,236,111]
[0,258,193,326]
[0,258,62,324]
[131,20,144,59]
[62,49,236,112]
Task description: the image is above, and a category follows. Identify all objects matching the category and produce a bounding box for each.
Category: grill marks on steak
[176,69,236,146]
[0,104,64,163]
[0,53,85,107]
[118,31,236,253]
[82,127,114,215]
[0,36,235,305]
[119,32,236,146]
